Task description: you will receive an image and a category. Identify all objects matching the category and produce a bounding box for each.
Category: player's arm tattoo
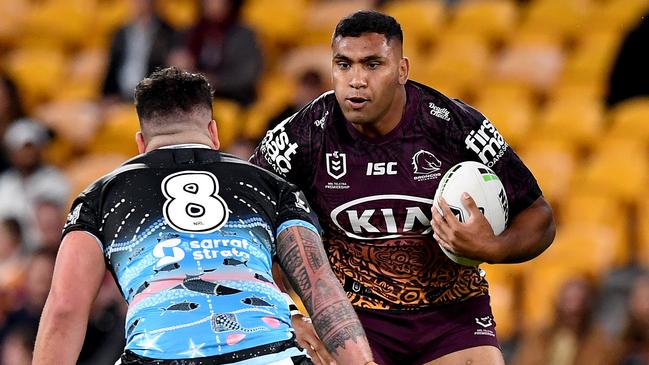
[277,226,368,356]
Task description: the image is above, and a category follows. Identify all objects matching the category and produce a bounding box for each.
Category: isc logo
[366,162,397,176]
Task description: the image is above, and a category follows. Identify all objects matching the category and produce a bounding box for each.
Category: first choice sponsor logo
[260,126,298,176]
[465,119,508,167]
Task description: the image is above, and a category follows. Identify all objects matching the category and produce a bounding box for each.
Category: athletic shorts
[115,336,313,365]
[355,295,500,365]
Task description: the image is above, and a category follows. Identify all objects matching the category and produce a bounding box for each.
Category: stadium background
[0,0,648,363]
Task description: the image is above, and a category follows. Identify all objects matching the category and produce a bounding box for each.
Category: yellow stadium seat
[88,103,140,157]
[381,0,446,55]
[301,0,375,46]
[91,0,130,48]
[33,100,103,149]
[549,79,605,101]
[584,0,649,34]
[577,137,649,204]
[157,0,199,30]
[242,73,297,143]
[213,99,244,151]
[0,0,29,46]
[474,90,534,148]
[64,153,129,204]
[535,96,604,148]
[59,48,108,102]
[560,30,622,87]
[518,139,577,204]
[636,197,649,265]
[447,0,518,44]
[482,264,521,340]
[519,0,593,41]
[17,0,93,49]
[3,47,68,111]
[280,45,332,85]
[608,97,649,142]
[521,263,596,329]
[426,34,491,95]
[490,32,564,94]
[560,191,629,265]
[243,0,308,47]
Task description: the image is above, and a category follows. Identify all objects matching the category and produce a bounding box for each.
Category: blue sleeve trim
[276,220,320,238]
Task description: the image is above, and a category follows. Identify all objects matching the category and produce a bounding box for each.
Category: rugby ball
[433,161,509,266]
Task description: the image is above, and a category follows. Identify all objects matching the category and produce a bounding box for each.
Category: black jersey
[251,81,541,310]
[63,146,318,360]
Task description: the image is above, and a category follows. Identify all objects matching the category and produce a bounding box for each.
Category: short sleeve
[275,182,321,239]
[450,99,542,218]
[62,183,104,248]
[250,97,325,189]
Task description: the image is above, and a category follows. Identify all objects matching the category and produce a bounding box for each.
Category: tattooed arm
[277,226,376,365]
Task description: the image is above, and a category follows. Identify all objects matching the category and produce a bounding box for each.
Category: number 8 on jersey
[162,171,229,233]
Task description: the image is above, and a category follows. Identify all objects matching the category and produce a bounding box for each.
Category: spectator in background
[0,249,55,343]
[169,0,263,106]
[614,273,649,364]
[0,323,37,365]
[511,276,616,365]
[0,218,26,296]
[0,119,70,250]
[267,69,327,130]
[606,14,649,107]
[0,75,25,173]
[32,199,66,252]
[102,0,177,102]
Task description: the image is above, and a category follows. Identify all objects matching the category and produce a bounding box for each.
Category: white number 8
[162,171,229,233]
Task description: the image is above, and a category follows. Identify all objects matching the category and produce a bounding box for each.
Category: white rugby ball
[433,161,509,266]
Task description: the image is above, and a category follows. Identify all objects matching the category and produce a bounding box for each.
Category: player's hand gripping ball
[433,161,508,266]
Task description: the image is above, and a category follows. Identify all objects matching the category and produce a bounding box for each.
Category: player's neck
[144,133,217,152]
[350,85,407,139]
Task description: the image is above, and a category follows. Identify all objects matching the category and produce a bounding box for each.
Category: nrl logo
[475,316,493,328]
[326,151,347,180]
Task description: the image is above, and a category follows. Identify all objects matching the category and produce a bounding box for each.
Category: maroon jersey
[250,80,541,310]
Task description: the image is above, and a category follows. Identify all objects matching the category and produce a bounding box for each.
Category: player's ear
[208,120,220,150]
[399,57,409,85]
[135,131,146,154]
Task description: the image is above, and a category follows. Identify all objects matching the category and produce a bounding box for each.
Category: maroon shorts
[355,295,500,364]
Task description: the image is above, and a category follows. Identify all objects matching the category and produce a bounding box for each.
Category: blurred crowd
[1,0,649,364]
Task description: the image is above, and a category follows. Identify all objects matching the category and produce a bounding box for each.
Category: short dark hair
[134,67,213,122]
[332,10,403,45]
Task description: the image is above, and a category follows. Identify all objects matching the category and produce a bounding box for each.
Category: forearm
[33,297,90,365]
[278,227,374,364]
[308,271,374,364]
[491,197,556,264]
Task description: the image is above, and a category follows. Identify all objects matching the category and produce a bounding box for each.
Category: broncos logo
[412,150,441,175]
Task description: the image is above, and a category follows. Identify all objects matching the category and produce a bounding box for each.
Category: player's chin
[342,110,372,124]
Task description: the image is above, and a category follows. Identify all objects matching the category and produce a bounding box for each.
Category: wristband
[282,293,302,317]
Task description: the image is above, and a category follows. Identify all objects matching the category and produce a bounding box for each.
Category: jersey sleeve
[449,99,542,219]
[249,99,322,189]
[275,182,321,238]
[62,182,104,249]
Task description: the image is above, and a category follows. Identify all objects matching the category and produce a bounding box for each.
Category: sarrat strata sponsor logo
[152,237,252,266]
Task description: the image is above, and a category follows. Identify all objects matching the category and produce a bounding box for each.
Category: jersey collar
[157,143,212,150]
